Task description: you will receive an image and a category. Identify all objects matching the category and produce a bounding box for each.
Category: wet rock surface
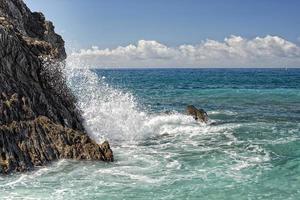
[186,105,209,123]
[0,0,113,174]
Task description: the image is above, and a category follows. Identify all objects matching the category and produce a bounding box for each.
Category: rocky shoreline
[0,0,112,174]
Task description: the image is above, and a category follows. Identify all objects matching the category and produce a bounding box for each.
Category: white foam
[65,60,222,143]
[65,58,271,176]
[208,110,238,115]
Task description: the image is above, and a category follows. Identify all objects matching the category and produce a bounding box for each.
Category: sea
[1,66,300,200]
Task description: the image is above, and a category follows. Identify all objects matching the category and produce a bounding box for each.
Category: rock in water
[186,105,209,123]
[0,0,113,174]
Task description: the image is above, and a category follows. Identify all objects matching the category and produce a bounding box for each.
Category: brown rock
[0,115,113,174]
[186,105,209,123]
[100,141,114,162]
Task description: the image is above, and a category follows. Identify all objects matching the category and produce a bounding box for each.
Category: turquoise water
[1,68,300,199]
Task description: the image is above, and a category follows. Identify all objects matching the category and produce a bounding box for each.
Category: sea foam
[65,58,219,144]
[64,57,272,183]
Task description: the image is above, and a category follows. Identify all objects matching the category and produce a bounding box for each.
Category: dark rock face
[0,116,112,173]
[0,0,66,59]
[0,0,113,174]
[186,105,209,123]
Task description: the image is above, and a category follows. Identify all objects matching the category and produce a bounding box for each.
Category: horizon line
[86,67,300,69]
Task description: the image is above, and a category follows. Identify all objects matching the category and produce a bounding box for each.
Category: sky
[25,0,300,68]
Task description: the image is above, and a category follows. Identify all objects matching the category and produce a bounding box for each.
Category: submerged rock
[186,105,209,123]
[0,0,112,174]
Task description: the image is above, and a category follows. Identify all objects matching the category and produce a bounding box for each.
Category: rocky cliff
[0,0,113,174]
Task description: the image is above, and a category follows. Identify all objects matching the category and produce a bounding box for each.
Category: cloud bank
[69,35,300,68]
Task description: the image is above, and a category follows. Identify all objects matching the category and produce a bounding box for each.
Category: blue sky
[25,0,300,67]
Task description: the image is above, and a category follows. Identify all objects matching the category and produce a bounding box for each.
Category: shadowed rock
[186,105,209,123]
[100,141,114,162]
[0,0,113,174]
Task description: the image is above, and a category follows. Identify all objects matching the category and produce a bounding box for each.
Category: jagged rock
[186,105,209,123]
[0,0,113,174]
[0,0,66,59]
[0,116,113,173]
[100,141,114,162]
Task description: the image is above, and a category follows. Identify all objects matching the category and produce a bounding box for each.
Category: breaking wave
[3,59,297,200]
[64,57,271,172]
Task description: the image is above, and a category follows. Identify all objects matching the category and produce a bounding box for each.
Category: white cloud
[69,35,300,68]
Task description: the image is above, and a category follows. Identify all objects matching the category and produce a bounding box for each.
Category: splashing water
[64,59,272,174]
[1,62,300,199]
[66,68,146,143]
[65,58,218,145]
